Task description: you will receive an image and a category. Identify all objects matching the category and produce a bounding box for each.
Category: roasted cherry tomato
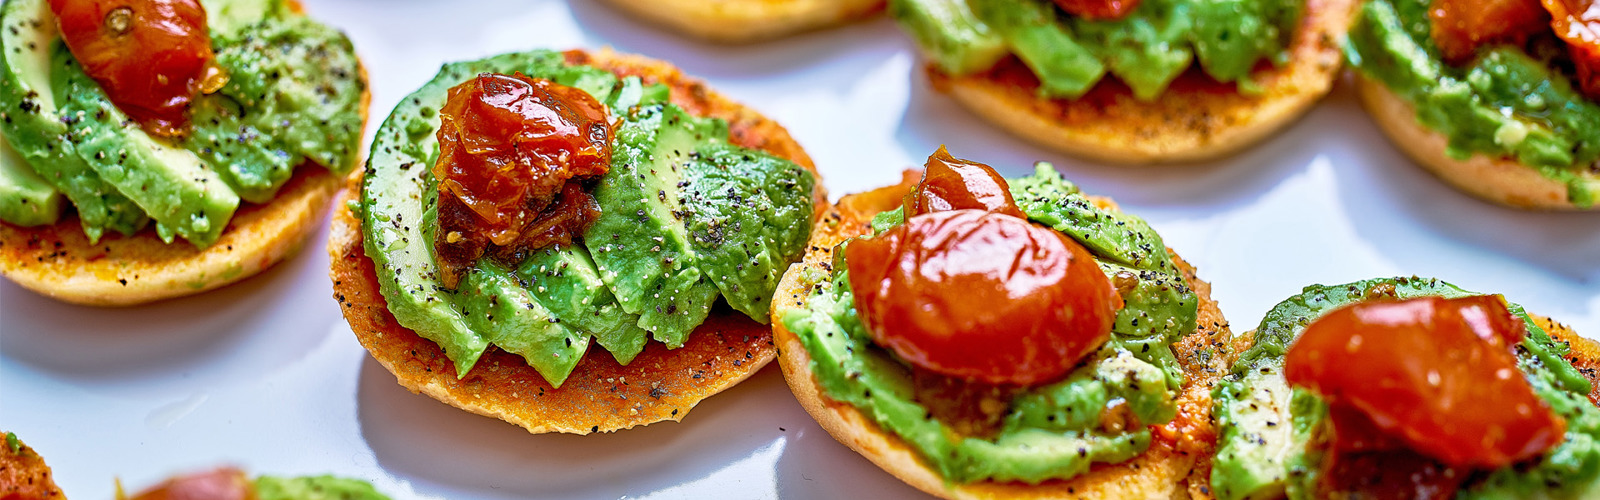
[432,72,611,288]
[1285,296,1566,469]
[1052,0,1142,20]
[904,146,1025,219]
[1541,0,1600,98]
[1428,0,1550,62]
[49,0,220,137]
[846,209,1120,386]
[121,467,252,500]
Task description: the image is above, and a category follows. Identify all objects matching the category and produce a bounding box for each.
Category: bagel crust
[599,0,884,43]
[0,2,368,306]
[927,0,1355,164]
[771,172,1233,499]
[330,48,824,434]
[1355,75,1598,211]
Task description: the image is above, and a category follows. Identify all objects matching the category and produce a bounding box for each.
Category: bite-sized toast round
[1355,75,1596,211]
[0,0,370,306]
[331,48,825,435]
[599,0,885,43]
[770,172,1233,498]
[926,0,1355,164]
[0,431,63,499]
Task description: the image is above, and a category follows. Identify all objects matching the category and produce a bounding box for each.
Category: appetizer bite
[330,48,823,434]
[118,467,390,500]
[1,431,63,499]
[0,0,368,305]
[598,0,885,43]
[887,0,1353,163]
[1210,278,1600,498]
[1347,0,1600,210]
[773,148,1232,497]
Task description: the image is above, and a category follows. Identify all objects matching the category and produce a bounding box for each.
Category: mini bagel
[599,0,885,43]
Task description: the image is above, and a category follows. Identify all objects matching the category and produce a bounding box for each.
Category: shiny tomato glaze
[432,73,610,287]
[846,209,1119,386]
[50,0,219,137]
[904,146,1025,219]
[1428,0,1550,62]
[1052,0,1142,20]
[1285,295,1566,470]
[1542,0,1600,98]
[122,467,252,500]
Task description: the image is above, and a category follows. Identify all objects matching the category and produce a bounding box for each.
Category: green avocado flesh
[1209,277,1600,500]
[1347,0,1600,208]
[0,0,366,244]
[889,0,1302,100]
[358,50,815,385]
[253,475,390,500]
[779,165,1199,484]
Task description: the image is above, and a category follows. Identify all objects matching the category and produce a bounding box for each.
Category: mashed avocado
[0,0,366,244]
[1209,277,1600,499]
[254,476,390,500]
[358,50,815,385]
[780,165,1198,484]
[890,0,1302,100]
[1347,0,1600,208]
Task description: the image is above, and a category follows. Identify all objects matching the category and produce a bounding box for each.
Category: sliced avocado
[200,0,281,36]
[1071,0,1194,100]
[587,103,725,348]
[0,0,147,240]
[888,0,1009,75]
[53,46,238,247]
[969,0,1106,99]
[1009,164,1174,271]
[455,260,589,387]
[680,142,815,321]
[254,475,391,500]
[1189,0,1280,84]
[516,246,649,365]
[0,132,60,226]
[187,95,295,203]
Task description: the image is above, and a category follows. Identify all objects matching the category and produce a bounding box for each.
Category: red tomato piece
[1052,0,1142,20]
[1541,0,1600,98]
[845,209,1120,386]
[1428,0,1550,62]
[904,146,1025,219]
[49,0,219,137]
[1285,296,1566,469]
[123,467,253,500]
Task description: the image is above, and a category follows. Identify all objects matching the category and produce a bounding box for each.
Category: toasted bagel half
[1355,75,1598,211]
[599,0,885,43]
[0,1,370,307]
[770,172,1233,498]
[926,0,1354,164]
[330,48,824,435]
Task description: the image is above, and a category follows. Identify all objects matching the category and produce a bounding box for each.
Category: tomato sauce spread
[1286,296,1567,496]
[50,0,222,137]
[846,150,1119,386]
[432,73,611,288]
[1052,0,1142,20]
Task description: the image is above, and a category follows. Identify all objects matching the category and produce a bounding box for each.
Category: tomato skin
[431,72,611,287]
[845,209,1119,386]
[1051,0,1142,20]
[904,146,1025,219]
[1427,0,1549,62]
[124,467,254,500]
[1285,296,1566,469]
[50,0,217,137]
[1541,0,1600,98]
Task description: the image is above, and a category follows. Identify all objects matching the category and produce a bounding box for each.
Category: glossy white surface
[3,0,1598,498]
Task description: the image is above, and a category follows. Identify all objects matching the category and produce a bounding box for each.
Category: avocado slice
[969,0,1106,99]
[0,0,147,240]
[1070,0,1193,100]
[888,0,1009,75]
[53,45,239,247]
[680,142,816,321]
[0,132,60,226]
[516,246,650,366]
[587,103,725,348]
[455,260,589,387]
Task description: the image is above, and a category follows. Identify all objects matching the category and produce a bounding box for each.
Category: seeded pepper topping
[49,0,223,137]
[432,73,611,288]
[1286,296,1567,479]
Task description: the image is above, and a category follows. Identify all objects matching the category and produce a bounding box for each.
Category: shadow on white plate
[772,416,930,499]
[360,357,826,499]
[0,224,341,394]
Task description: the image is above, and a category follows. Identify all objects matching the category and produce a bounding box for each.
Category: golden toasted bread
[0,432,63,499]
[330,48,824,435]
[926,0,1354,164]
[1355,75,1597,211]
[599,0,884,43]
[0,3,370,306]
[770,172,1233,498]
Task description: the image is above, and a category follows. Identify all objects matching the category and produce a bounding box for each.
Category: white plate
[3,0,1598,498]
